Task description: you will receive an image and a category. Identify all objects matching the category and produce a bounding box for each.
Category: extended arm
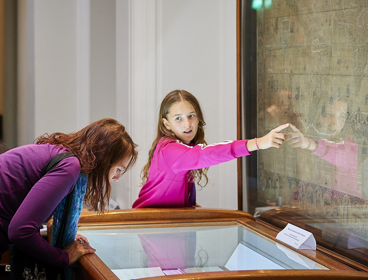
[162,140,251,173]
[163,124,288,173]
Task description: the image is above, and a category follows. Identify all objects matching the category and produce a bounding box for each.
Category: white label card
[276,223,316,250]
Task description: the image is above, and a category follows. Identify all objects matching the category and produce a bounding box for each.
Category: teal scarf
[51,174,88,278]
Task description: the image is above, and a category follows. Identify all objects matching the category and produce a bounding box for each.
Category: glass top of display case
[78,223,327,279]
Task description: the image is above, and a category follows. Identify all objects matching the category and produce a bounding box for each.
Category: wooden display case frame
[59,208,368,280]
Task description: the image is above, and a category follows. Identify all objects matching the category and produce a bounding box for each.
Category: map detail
[257,0,368,237]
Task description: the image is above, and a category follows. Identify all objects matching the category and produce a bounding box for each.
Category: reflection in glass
[138,232,198,270]
[253,0,368,267]
[78,224,326,278]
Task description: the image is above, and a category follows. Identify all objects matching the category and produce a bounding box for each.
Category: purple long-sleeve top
[133,138,251,208]
[0,143,80,268]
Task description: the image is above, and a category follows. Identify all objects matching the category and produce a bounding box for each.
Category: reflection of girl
[287,106,362,199]
[138,232,197,270]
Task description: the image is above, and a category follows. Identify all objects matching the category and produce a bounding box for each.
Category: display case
[70,208,368,280]
[239,0,368,275]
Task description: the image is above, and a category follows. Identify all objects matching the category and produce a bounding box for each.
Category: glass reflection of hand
[286,124,317,151]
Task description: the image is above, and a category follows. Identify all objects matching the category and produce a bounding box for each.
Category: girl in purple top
[133,90,289,208]
[0,118,138,268]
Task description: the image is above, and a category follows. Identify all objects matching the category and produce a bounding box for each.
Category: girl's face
[163,101,199,144]
[109,157,131,182]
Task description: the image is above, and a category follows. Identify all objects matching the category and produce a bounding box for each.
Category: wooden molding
[77,208,255,225]
[137,270,368,280]
[75,254,118,280]
[236,0,242,211]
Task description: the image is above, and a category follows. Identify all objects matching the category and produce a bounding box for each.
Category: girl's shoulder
[157,137,196,148]
[2,143,67,156]
[32,143,79,168]
[47,144,80,170]
[157,137,204,154]
[157,136,176,147]
[0,143,80,181]
[155,137,175,154]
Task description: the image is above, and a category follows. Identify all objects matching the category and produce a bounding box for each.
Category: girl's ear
[162,118,171,130]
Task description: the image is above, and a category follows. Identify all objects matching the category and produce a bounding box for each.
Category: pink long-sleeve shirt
[311,138,362,198]
[0,143,80,268]
[133,137,251,208]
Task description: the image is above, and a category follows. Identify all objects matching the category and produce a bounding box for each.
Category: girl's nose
[183,118,191,127]
[184,119,192,128]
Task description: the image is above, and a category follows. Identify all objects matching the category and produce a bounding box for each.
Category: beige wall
[120,0,237,209]
[3,0,17,147]
[16,0,238,210]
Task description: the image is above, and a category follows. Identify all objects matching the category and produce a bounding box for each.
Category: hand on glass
[286,124,311,149]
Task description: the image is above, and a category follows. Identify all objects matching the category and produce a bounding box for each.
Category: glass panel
[252,0,368,267]
[78,224,327,278]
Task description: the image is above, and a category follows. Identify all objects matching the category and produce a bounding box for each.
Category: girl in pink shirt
[132,90,289,208]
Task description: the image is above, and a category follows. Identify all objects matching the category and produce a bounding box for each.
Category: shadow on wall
[0,115,2,141]
[0,115,8,154]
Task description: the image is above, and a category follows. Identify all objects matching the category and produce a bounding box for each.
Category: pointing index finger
[288,123,300,132]
[273,123,290,132]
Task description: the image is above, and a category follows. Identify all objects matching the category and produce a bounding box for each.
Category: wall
[90,0,116,123]
[17,0,35,146]
[16,0,237,210]
[158,0,237,208]
[34,1,78,137]
[117,0,237,209]
[17,0,117,144]
[3,0,17,147]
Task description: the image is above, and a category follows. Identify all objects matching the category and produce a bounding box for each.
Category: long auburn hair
[141,90,209,188]
[36,118,138,212]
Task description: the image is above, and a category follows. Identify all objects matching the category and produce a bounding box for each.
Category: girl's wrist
[304,137,318,151]
[254,138,260,150]
[246,139,253,152]
[256,136,264,150]
[246,138,260,152]
[304,138,311,149]
[310,139,318,152]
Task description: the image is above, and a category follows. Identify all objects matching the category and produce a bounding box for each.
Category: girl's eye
[116,167,125,174]
[175,117,181,121]
[189,114,195,118]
